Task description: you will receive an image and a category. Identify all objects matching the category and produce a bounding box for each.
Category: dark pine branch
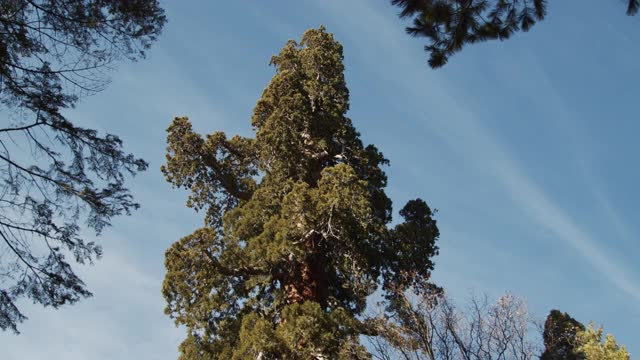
[0,0,165,333]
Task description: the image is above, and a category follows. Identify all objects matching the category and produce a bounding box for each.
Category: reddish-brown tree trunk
[283,255,328,307]
[282,231,329,307]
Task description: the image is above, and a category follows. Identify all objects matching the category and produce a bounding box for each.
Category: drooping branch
[0,0,165,334]
[203,249,267,277]
[392,0,638,68]
[162,117,258,215]
[200,151,254,202]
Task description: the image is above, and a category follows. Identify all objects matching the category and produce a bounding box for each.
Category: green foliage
[541,310,632,360]
[162,27,440,358]
[391,0,638,68]
[541,309,586,360]
[576,323,631,360]
[0,0,166,333]
[234,313,286,359]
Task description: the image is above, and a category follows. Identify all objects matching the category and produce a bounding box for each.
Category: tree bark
[283,232,329,307]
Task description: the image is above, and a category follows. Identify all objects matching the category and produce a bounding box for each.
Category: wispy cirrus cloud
[313,0,640,301]
[3,232,183,360]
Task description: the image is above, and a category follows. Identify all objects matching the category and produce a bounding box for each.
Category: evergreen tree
[541,310,633,360]
[162,27,441,359]
[0,0,166,333]
[390,0,638,68]
[541,309,586,360]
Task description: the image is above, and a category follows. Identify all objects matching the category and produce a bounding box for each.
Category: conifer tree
[541,310,633,360]
[541,309,586,360]
[161,27,440,359]
[0,0,166,333]
[391,0,638,68]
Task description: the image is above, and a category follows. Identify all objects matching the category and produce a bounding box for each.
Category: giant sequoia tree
[162,27,440,359]
[0,0,166,333]
[391,0,638,68]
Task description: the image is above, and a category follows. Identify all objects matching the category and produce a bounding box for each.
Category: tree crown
[162,27,440,358]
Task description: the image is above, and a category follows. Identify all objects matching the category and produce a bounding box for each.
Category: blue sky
[2,0,639,358]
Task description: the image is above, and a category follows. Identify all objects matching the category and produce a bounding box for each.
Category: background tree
[541,309,585,360]
[576,323,631,360]
[161,27,441,359]
[540,310,632,360]
[0,0,166,333]
[390,0,638,68]
[369,290,541,359]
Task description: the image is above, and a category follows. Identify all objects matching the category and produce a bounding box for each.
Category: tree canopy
[541,310,632,360]
[541,309,586,360]
[390,0,639,68]
[0,0,166,333]
[161,27,441,359]
[577,323,631,360]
